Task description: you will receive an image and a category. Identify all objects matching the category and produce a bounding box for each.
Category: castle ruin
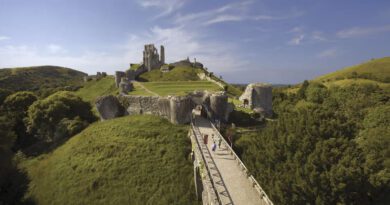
[143,44,165,71]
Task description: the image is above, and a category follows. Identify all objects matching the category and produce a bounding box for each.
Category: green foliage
[356,105,390,202]
[21,115,198,205]
[26,91,96,141]
[3,91,38,113]
[305,83,328,103]
[2,91,38,149]
[0,88,12,105]
[54,117,89,140]
[0,66,86,97]
[0,116,17,186]
[129,64,141,71]
[138,66,201,81]
[235,82,390,204]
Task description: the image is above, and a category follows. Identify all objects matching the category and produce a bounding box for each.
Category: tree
[2,91,37,114]
[2,91,38,149]
[0,88,12,106]
[26,91,96,141]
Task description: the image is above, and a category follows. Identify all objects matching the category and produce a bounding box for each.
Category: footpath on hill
[132,81,159,96]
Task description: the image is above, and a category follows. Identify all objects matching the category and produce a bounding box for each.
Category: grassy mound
[74,76,118,103]
[137,66,201,82]
[140,81,222,96]
[20,115,198,205]
[314,57,390,83]
[0,66,86,96]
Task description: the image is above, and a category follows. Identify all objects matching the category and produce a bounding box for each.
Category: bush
[3,91,37,114]
[54,117,89,140]
[26,91,96,141]
[0,88,12,106]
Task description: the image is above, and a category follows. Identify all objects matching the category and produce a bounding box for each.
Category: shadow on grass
[21,137,70,157]
[0,167,36,205]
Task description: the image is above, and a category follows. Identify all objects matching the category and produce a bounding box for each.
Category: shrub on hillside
[0,88,12,106]
[26,91,96,141]
[3,91,38,114]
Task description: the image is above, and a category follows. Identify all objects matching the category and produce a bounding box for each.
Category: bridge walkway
[193,117,268,205]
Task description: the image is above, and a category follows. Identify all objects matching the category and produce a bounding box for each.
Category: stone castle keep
[143,44,165,71]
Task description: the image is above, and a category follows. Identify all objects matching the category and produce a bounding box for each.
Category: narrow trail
[132,81,159,96]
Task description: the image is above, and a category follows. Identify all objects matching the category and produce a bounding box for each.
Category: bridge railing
[189,128,219,205]
[190,123,224,205]
[210,122,274,205]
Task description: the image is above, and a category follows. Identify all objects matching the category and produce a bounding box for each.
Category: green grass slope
[141,81,222,96]
[138,66,202,82]
[0,66,86,94]
[21,115,198,205]
[314,57,390,83]
[74,76,118,103]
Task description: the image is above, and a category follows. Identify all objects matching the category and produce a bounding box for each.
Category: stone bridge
[189,116,274,205]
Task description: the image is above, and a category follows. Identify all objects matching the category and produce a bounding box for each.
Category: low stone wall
[95,91,234,124]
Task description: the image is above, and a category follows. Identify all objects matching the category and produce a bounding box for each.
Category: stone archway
[243,99,249,107]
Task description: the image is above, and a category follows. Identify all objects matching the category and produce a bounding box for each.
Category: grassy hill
[74,76,118,103]
[139,81,222,96]
[137,66,202,82]
[0,66,86,96]
[20,115,198,205]
[314,57,390,83]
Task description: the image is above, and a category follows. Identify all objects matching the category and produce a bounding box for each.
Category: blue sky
[0,0,389,84]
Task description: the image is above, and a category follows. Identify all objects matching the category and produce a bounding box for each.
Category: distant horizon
[1,0,389,84]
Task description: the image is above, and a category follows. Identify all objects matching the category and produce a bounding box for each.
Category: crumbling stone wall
[239,83,273,116]
[96,91,234,124]
[115,71,126,88]
[143,44,164,71]
[95,95,125,120]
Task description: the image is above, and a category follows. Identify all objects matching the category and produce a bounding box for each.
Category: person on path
[212,142,217,152]
[218,136,222,148]
[203,134,208,145]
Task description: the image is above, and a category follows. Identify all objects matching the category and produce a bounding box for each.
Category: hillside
[74,76,118,103]
[137,66,202,82]
[0,66,86,96]
[314,57,390,83]
[20,115,198,205]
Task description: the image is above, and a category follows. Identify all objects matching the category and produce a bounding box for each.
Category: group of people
[203,134,222,152]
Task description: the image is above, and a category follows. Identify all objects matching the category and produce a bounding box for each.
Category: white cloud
[0,36,10,41]
[175,1,299,27]
[47,44,67,54]
[337,25,390,38]
[137,0,187,17]
[317,48,338,58]
[204,15,244,25]
[288,35,304,45]
[311,31,327,41]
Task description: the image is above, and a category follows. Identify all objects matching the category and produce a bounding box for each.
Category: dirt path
[132,81,159,96]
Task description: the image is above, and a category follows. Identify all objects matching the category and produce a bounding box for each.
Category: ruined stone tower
[160,45,165,64]
[143,44,165,71]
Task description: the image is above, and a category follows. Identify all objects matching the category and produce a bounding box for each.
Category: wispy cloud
[311,31,327,41]
[288,34,304,45]
[0,36,10,41]
[337,25,390,38]
[317,48,338,58]
[136,0,188,17]
[204,15,244,26]
[175,1,301,27]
